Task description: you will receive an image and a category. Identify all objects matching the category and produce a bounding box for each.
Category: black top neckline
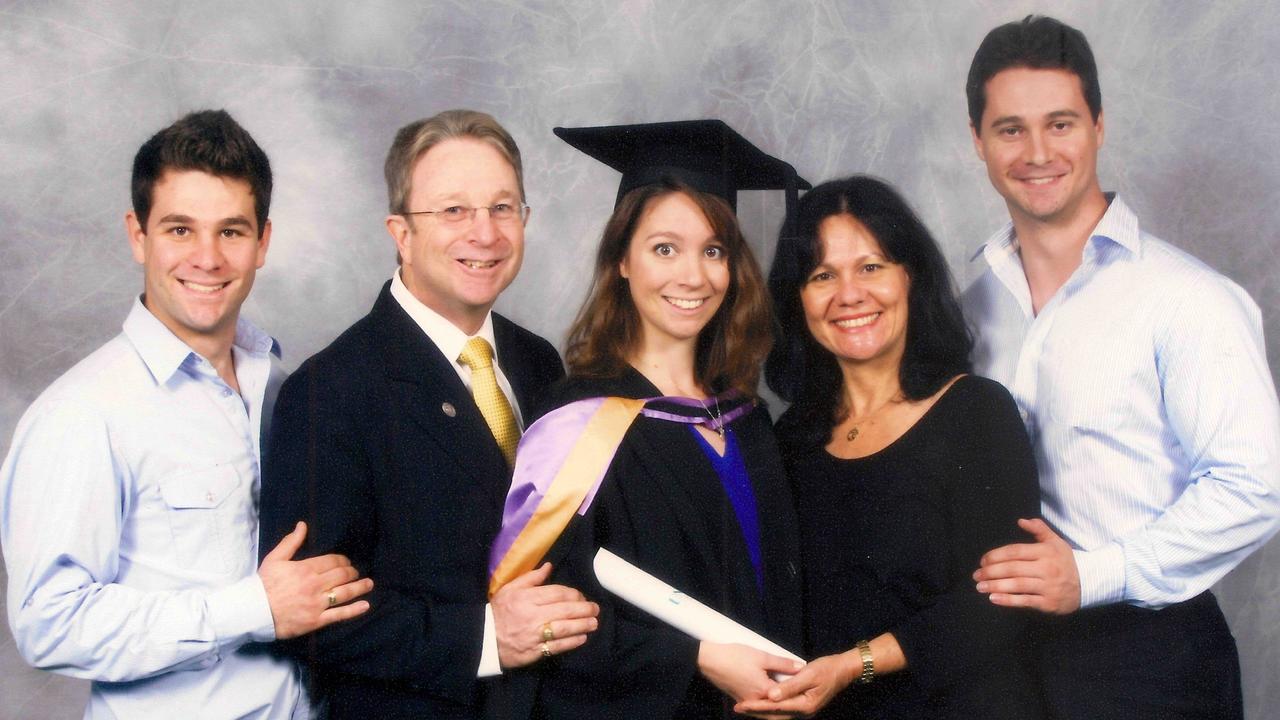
[822,374,972,464]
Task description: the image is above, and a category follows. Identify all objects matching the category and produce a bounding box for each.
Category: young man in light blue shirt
[1,110,373,719]
[963,16,1280,720]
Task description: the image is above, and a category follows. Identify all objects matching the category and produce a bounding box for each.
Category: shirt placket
[1014,240,1104,442]
[187,356,258,502]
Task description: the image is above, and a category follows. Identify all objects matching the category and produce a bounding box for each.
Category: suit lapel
[370,287,511,502]
[492,313,537,419]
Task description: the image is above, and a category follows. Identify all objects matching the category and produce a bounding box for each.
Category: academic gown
[523,368,803,720]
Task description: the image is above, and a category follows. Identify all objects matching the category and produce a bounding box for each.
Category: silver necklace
[703,395,725,438]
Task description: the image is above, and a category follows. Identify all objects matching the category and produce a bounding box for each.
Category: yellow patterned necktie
[458,337,520,466]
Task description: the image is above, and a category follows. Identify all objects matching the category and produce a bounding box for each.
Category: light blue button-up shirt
[962,195,1280,609]
[1,299,306,719]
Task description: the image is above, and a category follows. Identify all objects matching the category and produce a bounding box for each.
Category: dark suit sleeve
[259,358,486,704]
[888,378,1045,718]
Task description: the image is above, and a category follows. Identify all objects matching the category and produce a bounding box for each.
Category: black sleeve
[538,484,702,718]
[258,358,485,705]
[889,378,1046,718]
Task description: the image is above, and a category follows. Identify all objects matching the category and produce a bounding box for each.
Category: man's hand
[975,517,1081,614]
[491,562,599,668]
[259,521,374,639]
[697,641,805,710]
[734,651,855,718]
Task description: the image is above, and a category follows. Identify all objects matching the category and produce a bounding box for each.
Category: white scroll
[592,547,804,673]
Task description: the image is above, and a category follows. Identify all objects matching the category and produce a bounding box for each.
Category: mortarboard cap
[554,119,810,235]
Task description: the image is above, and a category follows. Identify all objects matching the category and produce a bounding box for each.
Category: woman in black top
[737,176,1046,719]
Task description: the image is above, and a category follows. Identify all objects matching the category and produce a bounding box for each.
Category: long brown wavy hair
[564,178,773,397]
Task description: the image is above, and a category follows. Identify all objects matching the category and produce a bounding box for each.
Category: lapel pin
[441,401,457,418]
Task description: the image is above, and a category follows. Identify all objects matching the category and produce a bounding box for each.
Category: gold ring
[541,623,555,642]
[540,642,552,659]
[326,591,337,608]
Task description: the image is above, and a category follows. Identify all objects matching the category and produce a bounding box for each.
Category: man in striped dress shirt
[961,16,1280,720]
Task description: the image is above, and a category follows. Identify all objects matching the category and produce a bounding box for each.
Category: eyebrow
[425,189,520,204]
[988,109,1083,128]
[644,231,721,244]
[155,214,255,229]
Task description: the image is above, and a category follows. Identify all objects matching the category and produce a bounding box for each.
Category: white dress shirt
[963,195,1280,609]
[1,299,305,718]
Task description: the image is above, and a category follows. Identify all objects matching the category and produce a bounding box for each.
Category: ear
[970,123,986,162]
[1095,110,1105,148]
[386,214,412,264]
[619,256,630,280]
[255,219,272,269]
[126,211,147,265]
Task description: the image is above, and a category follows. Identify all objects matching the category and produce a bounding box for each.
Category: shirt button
[222,388,233,398]
[206,491,216,503]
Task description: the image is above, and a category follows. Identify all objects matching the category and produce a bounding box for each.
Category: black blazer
[259,282,563,720]
[524,369,803,720]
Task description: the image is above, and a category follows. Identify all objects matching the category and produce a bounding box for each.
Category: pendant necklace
[845,393,898,442]
[703,395,726,438]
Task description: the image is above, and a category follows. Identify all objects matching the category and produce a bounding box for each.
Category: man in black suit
[259,109,599,719]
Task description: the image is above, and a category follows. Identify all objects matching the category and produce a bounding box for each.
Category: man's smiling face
[392,137,526,333]
[128,169,269,350]
[972,66,1105,227]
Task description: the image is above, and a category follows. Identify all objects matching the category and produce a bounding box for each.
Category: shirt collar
[1088,193,1142,256]
[123,296,281,384]
[390,270,499,367]
[970,192,1142,268]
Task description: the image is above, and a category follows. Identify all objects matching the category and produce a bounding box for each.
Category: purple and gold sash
[487,393,753,597]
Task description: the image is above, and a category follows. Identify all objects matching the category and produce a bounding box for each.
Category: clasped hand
[698,641,805,718]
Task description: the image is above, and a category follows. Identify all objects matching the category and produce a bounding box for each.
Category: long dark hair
[564,179,773,397]
[766,175,972,450]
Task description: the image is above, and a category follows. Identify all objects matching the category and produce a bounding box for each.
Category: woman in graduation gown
[490,121,806,720]
[737,176,1047,719]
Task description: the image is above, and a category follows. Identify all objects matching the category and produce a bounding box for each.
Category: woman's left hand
[733,651,858,718]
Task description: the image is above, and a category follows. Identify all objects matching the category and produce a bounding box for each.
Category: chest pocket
[158,465,243,575]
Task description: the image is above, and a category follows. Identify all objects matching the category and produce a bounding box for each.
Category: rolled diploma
[593,547,804,668]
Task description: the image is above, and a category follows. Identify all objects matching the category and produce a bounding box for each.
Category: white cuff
[477,602,502,677]
[1074,543,1126,608]
[208,573,277,645]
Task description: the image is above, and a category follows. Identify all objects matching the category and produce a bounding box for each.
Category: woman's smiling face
[620,191,730,349]
[801,213,910,369]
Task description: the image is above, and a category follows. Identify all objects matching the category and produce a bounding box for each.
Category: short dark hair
[765,176,972,450]
[966,15,1101,132]
[565,179,773,397]
[131,110,272,234]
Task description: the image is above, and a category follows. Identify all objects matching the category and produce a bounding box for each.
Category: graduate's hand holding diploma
[698,641,803,711]
[593,548,804,709]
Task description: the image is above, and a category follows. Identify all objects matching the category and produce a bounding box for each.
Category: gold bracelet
[854,639,875,685]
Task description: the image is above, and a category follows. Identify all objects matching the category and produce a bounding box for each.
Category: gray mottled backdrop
[3,1,1277,717]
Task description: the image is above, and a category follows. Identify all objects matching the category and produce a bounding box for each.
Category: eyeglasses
[402,203,530,224]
